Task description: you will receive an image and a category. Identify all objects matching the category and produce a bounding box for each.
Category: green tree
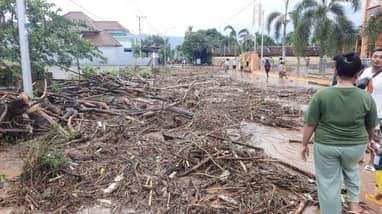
[289,10,310,74]
[179,28,226,64]
[295,0,360,56]
[179,30,210,63]
[204,28,226,55]
[266,0,290,59]
[0,0,104,84]
[134,35,171,63]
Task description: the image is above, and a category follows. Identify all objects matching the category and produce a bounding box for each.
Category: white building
[64,11,150,66]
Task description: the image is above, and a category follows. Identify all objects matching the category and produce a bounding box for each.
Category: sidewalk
[252,70,332,86]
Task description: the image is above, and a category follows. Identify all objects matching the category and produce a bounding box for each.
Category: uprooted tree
[0,0,104,86]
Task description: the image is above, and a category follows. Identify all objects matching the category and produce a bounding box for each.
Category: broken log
[167,106,194,118]
[0,93,29,121]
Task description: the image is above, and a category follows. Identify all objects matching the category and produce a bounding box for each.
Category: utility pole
[260,9,265,71]
[137,15,146,58]
[16,0,33,97]
[252,0,257,53]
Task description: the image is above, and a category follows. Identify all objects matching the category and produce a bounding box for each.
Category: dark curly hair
[333,52,362,78]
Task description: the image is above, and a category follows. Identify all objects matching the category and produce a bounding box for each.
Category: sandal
[364,165,376,172]
[365,194,382,206]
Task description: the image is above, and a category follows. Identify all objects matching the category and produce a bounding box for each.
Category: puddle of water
[241,122,314,175]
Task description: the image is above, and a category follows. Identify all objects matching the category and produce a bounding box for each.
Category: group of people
[222,57,288,81]
[223,58,249,72]
[263,58,287,80]
[301,49,382,213]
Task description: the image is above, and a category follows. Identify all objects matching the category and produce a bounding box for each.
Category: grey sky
[48,0,363,38]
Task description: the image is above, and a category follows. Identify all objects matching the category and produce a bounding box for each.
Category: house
[356,0,382,57]
[63,11,150,66]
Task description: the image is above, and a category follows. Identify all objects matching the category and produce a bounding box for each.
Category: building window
[110,32,127,37]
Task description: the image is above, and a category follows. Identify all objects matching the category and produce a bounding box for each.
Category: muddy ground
[0,65,376,213]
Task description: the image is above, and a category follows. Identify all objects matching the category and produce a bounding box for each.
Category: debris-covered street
[0,65,322,213]
[2,0,381,213]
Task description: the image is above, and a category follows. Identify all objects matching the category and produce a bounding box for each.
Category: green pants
[314,143,367,214]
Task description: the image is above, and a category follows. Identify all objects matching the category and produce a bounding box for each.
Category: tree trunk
[282,0,289,60]
[297,56,300,76]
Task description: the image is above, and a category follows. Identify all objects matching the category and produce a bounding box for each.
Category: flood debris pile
[0,66,317,213]
[155,67,308,130]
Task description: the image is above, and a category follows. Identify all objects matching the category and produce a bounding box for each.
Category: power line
[67,0,104,20]
[145,18,161,35]
[137,15,146,58]
[217,0,254,29]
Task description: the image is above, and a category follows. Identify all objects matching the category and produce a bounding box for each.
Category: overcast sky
[48,0,363,38]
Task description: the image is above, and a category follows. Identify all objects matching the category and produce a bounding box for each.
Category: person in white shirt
[278,61,287,79]
[358,48,382,171]
[232,58,238,71]
[224,58,230,72]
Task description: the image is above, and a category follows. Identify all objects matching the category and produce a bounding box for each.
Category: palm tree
[289,10,310,75]
[266,0,290,59]
[295,0,360,57]
[224,25,251,56]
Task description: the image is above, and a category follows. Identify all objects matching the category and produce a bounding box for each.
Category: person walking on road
[301,52,378,214]
[224,58,230,72]
[264,59,271,80]
[278,61,287,79]
[240,58,245,72]
[232,58,238,71]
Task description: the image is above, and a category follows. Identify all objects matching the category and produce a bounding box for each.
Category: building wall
[49,46,151,79]
[49,65,145,80]
[78,46,150,66]
[360,0,382,57]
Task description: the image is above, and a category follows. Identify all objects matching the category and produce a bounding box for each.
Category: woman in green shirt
[301,52,378,214]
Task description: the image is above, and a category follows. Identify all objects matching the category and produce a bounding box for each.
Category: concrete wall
[50,46,152,79]
[49,65,148,80]
[80,47,151,66]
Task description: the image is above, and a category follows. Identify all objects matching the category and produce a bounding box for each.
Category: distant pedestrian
[182,58,186,67]
[278,61,287,79]
[224,58,230,72]
[264,59,271,80]
[232,58,238,71]
[240,58,245,72]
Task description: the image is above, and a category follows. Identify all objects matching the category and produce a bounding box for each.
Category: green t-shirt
[304,87,378,145]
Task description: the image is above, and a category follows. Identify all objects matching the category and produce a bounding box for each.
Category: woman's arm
[368,127,375,141]
[367,127,377,153]
[302,124,315,145]
[301,124,315,161]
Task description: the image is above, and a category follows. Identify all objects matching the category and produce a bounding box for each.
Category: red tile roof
[64,11,100,31]
[82,31,121,47]
[63,11,123,47]
[94,21,130,33]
